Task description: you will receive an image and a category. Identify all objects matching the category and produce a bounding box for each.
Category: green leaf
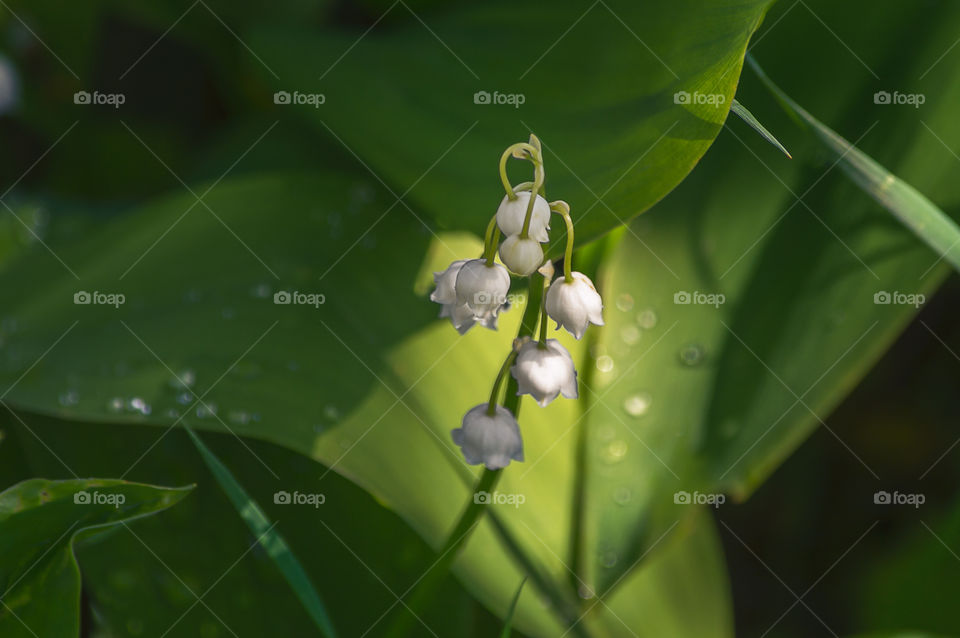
[729,98,791,158]
[184,425,338,638]
[0,477,191,637]
[4,412,493,638]
[746,55,960,274]
[578,0,960,592]
[248,0,774,250]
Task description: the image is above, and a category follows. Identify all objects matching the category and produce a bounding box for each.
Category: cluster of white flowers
[432,135,605,471]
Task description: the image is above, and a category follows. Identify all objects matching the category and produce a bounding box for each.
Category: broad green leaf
[0,477,191,638]
[4,412,491,638]
[578,0,960,594]
[248,0,774,250]
[0,178,734,637]
[185,425,338,638]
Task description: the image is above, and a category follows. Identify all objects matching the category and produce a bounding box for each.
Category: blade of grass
[499,578,527,638]
[747,54,960,274]
[184,426,339,638]
[729,98,792,158]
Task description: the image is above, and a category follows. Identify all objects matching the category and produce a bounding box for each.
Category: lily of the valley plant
[432,135,605,470]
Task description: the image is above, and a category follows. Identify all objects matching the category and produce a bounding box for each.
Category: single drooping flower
[511,339,578,407]
[451,404,524,470]
[496,191,551,242]
[499,235,544,277]
[454,258,511,319]
[430,259,496,334]
[545,272,604,340]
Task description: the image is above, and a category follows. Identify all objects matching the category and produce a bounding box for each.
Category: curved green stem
[519,159,545,239]
[499,142,538,200]
[537,279,550,347]
[483,215,501,265]
[550,200,575,282]
[487,348,519,415]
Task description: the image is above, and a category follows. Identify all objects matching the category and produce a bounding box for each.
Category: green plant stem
[383,279,542,638]
[383,468,502,638]
[488,349,519,415]
[519,159,545,239]
[550,201,575,282]
[499,143,538,199]
[483,215,501,264]
[537,281,550,346]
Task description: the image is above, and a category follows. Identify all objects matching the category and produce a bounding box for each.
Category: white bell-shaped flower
[451,404,524,470]
[499,235,544,277]
[511,339,578,407]
[455,259,511,320]
[431,260,496,334]
[496,192,551,242]
[545,272,604,339]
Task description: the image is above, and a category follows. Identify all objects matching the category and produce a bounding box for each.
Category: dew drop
[601,550,619,568]
[128,397,151,416]
[678,344,705,367]
[176,392,193,406]
[251,283,271,299]
[196,403,217,419]
[616,293,634,312]
[577,584,595,600]
[228,410,251,426]
[623,392,651,417]
[613,487,632,505]
[636,308,658,330]
[58,390,79,407]
[601,440,628,463]
[596,355,614,373]
[108,397,124,413]
[168,369,196,390]
[620,324,641,346]
[324,404,340,421]
[221,307,236,320]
